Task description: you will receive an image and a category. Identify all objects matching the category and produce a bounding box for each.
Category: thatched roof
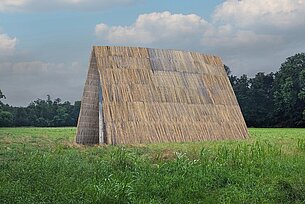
[76,46,248,145]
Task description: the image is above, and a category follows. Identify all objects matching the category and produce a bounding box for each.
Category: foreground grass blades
[0,128,305,203]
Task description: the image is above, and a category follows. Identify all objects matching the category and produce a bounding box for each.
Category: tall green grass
[0,128,305,203]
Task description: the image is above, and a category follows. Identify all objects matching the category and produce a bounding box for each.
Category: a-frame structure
[76,46,248,145]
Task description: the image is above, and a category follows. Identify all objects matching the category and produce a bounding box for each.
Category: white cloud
[95,11,211,49]
[94,11,284,53]
[95,2,305,75]
[213,0,305,30]
[0,0,140,12]
[0,33,17,54]
[0,0,28,12]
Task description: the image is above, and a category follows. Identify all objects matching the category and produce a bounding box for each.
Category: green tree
[0,89,5,100]
[72,101,81,125]
[0,89,5,108]
[53,106,69,126]
[224,66,253,126]
[273,53,305,127]
[13,107,31,126]
[230,74,252,125]
[224,65,231,76]
[0,91,81,127]
[0,111,13,127]
[0,90,13,127]
[248,72,275,127]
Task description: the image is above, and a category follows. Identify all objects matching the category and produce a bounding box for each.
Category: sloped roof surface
[76,46,248,144]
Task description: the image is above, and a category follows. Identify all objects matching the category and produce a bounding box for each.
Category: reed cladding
[76,46,248,145]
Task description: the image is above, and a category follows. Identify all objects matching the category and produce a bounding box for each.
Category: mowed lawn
[0,128,305,204]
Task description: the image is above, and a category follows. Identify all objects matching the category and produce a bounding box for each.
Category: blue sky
[1,0,305,106]
[0,1,222,62]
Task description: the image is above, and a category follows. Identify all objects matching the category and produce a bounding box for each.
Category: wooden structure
[76,46,248,145]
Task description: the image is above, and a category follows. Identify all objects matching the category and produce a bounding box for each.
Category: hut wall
[76,51,100,144]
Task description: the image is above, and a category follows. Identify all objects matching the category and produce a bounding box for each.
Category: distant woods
[227,53,305,127]
[0,95,80,127]
[1,53,305,128]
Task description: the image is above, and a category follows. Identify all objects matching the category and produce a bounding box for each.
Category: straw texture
[76,51,100,144]
[76,46,248,145]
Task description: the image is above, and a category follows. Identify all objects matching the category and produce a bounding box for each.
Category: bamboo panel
[101,121,247,144]
[76,46,248,144]
[97,56,152,70]
[100,101,244,126]
[76,51,100,144]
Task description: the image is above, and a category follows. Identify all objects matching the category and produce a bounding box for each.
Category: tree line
[226,53,305,127]
[1,53,305,128]
[0,94,80,127]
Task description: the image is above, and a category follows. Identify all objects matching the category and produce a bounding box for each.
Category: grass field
[1,128,305,203]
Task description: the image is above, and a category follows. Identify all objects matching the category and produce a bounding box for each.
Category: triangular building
[76,46,248,144]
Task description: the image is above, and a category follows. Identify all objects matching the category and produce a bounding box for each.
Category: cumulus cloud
[94,10,285,52]
[202,25,282,50]
[0,0,140,12]
[0,33,17,54]
[95,1,305,75]
[0,0,26,12]
[96,11,210,49]
[213,0,305,30]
